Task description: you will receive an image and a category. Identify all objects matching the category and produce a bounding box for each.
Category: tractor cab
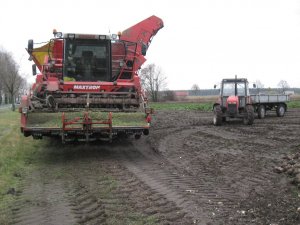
[220,78,251,112]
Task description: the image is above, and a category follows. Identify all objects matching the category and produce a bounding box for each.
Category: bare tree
[191,84,200,96]
[140,64,167,102]
[255,80,264,94]
[277,80,290,93]
[0,50,23,111]
[0,79,2,105]
[255,80,264,88]
[16,76,28,103]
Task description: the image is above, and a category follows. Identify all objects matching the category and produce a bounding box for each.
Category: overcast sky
[1,0,300,89]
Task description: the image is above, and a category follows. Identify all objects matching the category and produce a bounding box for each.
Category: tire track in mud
[150,109,300,224]
[11,169,77,225]
[118,145,210,224]
[155,128,243,221]
[184,129,276,197]
[10,145,195,225]
[64,151,194,225]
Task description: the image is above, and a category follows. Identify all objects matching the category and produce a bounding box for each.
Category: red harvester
[19,16,164,142]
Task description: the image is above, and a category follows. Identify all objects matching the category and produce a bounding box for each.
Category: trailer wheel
[213,105,222,126]
[257,105,265,119]
[243,105,254,125]
[276,104,285,117]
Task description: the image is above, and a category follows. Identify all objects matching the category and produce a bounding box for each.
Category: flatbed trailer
[250,94,290,118]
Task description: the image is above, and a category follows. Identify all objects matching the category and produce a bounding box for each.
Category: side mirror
[141,43,147,56]
[214,84,217,89]
[28,39,34,53]
[253,84,256,88]
[32,64,37,76]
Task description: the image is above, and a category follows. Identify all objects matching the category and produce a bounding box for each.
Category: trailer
[250,94,290,119]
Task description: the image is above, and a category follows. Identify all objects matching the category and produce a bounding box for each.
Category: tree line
[140,64,294,102]
[0,49,27,111]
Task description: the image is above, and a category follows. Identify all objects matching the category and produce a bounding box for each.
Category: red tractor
[213,77,255,126]
[19,16,163,142]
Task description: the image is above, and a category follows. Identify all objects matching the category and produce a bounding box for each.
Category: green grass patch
[150,102,212,111]
[150,100,300,111]
[287,100,300,109]
[0,110,43,224]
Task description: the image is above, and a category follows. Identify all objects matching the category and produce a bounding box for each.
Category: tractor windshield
[222,82,246,96]
[63,38,111,82]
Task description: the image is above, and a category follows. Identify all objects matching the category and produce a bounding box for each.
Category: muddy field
[5,108,300,224]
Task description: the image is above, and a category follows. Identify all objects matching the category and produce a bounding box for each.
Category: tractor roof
[222,78,248,83]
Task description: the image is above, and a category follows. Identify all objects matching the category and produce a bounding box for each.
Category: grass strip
[150,100,300,111]
[287,100,300,109]
[0,110,42,224]
[150,102,213,111]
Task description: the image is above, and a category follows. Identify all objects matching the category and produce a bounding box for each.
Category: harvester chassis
[20,16,163,142]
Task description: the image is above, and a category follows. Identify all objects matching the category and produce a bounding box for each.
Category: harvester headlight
[99,35,106,40]
[53,29,63,38]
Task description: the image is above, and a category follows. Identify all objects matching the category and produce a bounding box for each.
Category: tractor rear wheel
[213,105,222,126]
[276,104,285,117]
[243,105,254,125]
[257,105,265,119]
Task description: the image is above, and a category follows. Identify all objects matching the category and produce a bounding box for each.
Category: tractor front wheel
[243,105,254,125]
[213,105,222,126]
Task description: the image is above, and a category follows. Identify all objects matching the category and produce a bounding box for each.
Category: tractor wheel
[257,105,265,119]
[243,105,254,125]
[213,105,222,126]
[276,104,285,117]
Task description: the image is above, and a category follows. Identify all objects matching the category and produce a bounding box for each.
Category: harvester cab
[20,16,164,142]
[63,34,112,82]
[213,77,254,126]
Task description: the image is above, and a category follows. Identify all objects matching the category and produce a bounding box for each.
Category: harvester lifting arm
[119,15,164,70]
